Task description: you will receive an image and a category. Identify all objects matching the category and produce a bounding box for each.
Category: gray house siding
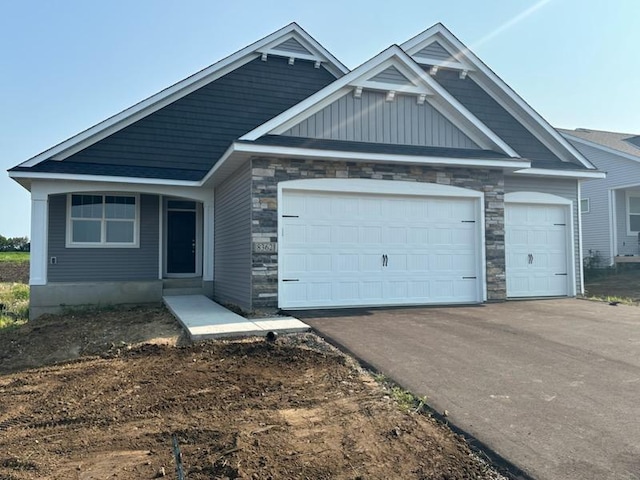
[433,70,577,168]
[369,66,413,86]
[272,37,312,55]
[504,176,581,293]
[415,42,453,61]
[283,90,479,149]
[567,139,640,264]
[48,194,159,282]
[213,161,252,310]
[28,56,337,181]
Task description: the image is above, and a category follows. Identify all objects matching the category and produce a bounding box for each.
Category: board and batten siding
[567,139,640,264]
[504,176,581,293]
[214,161,252,310]
[282,90,479,149]
[47,194,159,282]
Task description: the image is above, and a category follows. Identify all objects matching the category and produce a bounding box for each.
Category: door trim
[504,191,576,297]
[162,198,203,278]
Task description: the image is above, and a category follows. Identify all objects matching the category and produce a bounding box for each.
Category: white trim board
[17,23,348,169]
[512,168,605,179]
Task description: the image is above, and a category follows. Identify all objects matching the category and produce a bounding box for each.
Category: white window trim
[66,193,141,248]
[580,198,590,214]
[626,192,640,236]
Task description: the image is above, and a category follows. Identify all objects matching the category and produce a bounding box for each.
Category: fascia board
[8,170,201,187]
[512,168,606,179]
[561,133,640,164]
[231,141,529,169]
[17,23,348,169]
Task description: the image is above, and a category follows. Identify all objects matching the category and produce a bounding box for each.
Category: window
[580,198,589,213]
[67,194,139,247]
[627,193,640,235]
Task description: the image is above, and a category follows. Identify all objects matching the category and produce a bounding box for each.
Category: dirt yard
[584,268,640,303]
[0,307,506,480]
[0,260,29,284]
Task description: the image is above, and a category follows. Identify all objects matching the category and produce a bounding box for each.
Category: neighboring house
[559,128,640,266]
[8,23,604,319]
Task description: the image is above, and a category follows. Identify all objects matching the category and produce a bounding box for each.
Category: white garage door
[279,190,482,309]
[505,203,569,297]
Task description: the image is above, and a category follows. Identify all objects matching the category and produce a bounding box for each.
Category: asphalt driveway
[297,299,640,480]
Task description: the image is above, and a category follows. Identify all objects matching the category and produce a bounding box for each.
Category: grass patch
[0,282,29,329]
[0,252,29,262]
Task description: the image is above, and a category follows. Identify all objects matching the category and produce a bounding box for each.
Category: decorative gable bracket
[257,32,327,68]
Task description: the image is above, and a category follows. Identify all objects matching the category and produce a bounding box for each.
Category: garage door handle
[382,254,388,267]
[528,253,533,264]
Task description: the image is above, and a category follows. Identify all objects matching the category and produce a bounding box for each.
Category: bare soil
[584,268,640,303]
[0,307,505,480]
[0,261,29,284]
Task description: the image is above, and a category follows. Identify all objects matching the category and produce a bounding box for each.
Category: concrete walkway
[163,295,309,341]
[299,299,640,480]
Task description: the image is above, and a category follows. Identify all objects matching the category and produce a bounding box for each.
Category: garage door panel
[280,190,482,308]
[505,203,569,298]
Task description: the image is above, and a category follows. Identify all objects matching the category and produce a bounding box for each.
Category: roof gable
[16,23,348,170]
[401,24,593,169]
[12,56,337,181]
[241,45,518,157]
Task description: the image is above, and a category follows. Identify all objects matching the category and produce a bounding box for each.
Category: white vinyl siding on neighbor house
[67,194,139,247]
[568,140,640,264]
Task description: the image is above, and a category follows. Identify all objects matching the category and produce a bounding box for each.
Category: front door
[167,210,196,274]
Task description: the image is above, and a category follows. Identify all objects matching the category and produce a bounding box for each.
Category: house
[8,23,604,319]
[559,128,640,267]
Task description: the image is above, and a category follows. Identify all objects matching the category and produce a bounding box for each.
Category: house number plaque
[254,242,277,253]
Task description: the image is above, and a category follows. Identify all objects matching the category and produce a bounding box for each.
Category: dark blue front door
[167,210,196,274]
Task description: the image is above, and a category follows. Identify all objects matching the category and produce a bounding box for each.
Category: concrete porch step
[163,277,202,289]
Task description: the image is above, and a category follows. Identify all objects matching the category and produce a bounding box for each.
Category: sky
[1,0,639,238]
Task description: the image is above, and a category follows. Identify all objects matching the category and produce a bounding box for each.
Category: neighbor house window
[627,194,640,235]
[580,198,589,213]
[67,194,139,247]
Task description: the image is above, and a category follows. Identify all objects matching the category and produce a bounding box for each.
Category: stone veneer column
[249,157,506,310]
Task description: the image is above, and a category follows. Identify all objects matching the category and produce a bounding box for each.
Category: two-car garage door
[279,185,483,309]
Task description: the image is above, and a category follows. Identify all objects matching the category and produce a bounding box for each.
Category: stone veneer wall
[250,157,506,310]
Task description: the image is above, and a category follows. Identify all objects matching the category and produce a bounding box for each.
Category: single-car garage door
[279,185,483,309]
[505,199,571,298]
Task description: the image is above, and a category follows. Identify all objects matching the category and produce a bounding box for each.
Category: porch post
[29,189,49,286]
[202,198,215,282]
